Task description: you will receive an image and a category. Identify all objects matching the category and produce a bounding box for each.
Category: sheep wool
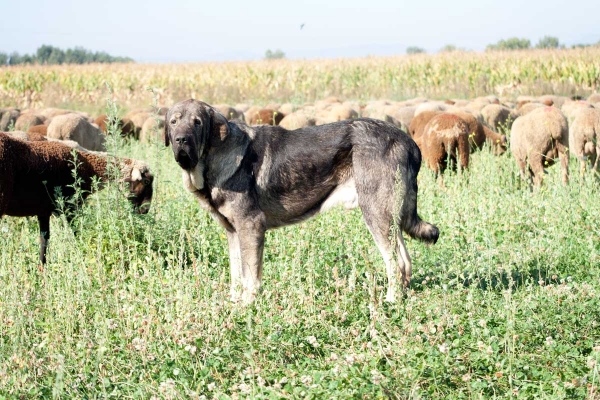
[421,113,470,174]
[0,132,153,264]
[47,113,106,151]
[510,107,569,187]
[569,107,600,173]
[408,110,441,139]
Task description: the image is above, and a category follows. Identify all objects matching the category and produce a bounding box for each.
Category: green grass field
[1,113,599,398]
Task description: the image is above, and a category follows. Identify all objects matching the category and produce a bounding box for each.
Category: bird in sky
[300,23,305,30]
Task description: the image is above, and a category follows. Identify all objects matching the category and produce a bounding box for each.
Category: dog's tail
[397,150,440,244]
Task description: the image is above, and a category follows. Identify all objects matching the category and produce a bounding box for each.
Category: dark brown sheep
[247,109,285,125]
[0,132,154,264]
[421,113,470,175]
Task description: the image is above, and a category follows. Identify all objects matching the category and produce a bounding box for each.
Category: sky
[1,0,598,63]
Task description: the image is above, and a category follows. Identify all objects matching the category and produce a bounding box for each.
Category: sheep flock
[1,91,599,263]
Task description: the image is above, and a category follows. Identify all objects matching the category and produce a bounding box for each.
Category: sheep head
[121,161,154,214]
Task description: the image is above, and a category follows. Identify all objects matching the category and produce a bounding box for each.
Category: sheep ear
[163,121,170,147]
[210,107,229,142]
[131,167,142,182]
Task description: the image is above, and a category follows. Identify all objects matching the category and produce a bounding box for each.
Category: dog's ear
[210,107,229,142]
[163,119,170,147]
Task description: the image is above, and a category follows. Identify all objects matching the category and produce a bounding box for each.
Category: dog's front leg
[226,230,243,303]
[237,217,266,305]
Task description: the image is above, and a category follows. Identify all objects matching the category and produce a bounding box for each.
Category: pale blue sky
[1,0,598,62]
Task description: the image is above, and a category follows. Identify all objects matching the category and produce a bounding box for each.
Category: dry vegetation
[0,48,599,113]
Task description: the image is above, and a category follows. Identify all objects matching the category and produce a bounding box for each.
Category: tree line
[0,45,134,66]
[407,36,600,54]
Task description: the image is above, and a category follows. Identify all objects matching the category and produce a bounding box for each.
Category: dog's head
[164,99,230,171]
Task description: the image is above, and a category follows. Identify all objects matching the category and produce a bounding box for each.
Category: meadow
[1,50,600,399]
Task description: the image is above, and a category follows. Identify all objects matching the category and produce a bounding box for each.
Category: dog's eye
[193,118,201,127]
[170,118,177,125]
[143,179,151,186]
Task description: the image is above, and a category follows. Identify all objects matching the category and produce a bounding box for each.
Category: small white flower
[238,383,252,394]
[438,343,448,354]
[207,382,215,391]
[300,375,312,385]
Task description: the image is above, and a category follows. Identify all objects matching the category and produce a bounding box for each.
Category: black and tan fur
[164,99,439,304]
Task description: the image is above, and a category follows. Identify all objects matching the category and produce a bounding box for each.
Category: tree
[440,44,457,52]
[264,49,285,60]
[0,53,8,65]
[536,36,560,49]
[406,46,426,55]
[486,37,531,51]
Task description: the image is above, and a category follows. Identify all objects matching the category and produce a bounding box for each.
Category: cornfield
[0,48,599,112]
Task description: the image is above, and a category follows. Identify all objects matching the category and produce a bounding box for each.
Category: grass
[1,117,600,398]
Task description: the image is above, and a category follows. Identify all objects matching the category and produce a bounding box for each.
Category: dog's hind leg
[226,231,243,303]
[361,210,403,302]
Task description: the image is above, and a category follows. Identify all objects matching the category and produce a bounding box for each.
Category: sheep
[278,103,297,115]
[414,101,449,117]
[129,112,152,139]
[244,105,263,122]
[420,113,470,175]
[47,113,106,151]
[561,100,593,123]
[326,104,359,121]
[94,114,136,138]
[0,132,154,264]
[247,109,284,125]
[14,113,45,131]
[0,109,20,131]
[212,104,245,121]
[569,107,600,174]
[448,110,507,155]
[386,105,416,128]
[587,93,600,104]
[480,104,518,132]
[140,116,165,144]
[518,102,545,116]
[408,110,441,139]
[28,124,48,136]
[278,112,317,129]
[510,107,569,187]
[38,108,72,119]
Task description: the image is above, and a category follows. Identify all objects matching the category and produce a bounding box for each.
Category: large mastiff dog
[164,99,439,304]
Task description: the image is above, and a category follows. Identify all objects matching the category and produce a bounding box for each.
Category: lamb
[247,109,284,125]
[47,113,106,151]
[420,113,470,175]
[568,107,600,173]
[510,107,569,187]
[0,132,154,264]
[587,93,600,104]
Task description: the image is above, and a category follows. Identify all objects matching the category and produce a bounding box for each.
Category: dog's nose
[175,137,187,145]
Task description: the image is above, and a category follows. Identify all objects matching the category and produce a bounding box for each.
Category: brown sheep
[420,114,470,175]
[518,102,545,116]
[28,124,48,136]
[510,107,569,187]
[129,112,152,139]
[247,109,284,126]
[212,104,245,121]
[448,110,507,155]
[408,110,441,139]
[0,132,154,264]
[569,107,600,173]
[327,104,359,121]
[14,113,45,131]
[94,114,136,138]
[47,113,106,151]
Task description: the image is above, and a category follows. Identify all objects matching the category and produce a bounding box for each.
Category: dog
[164,99,439,304]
